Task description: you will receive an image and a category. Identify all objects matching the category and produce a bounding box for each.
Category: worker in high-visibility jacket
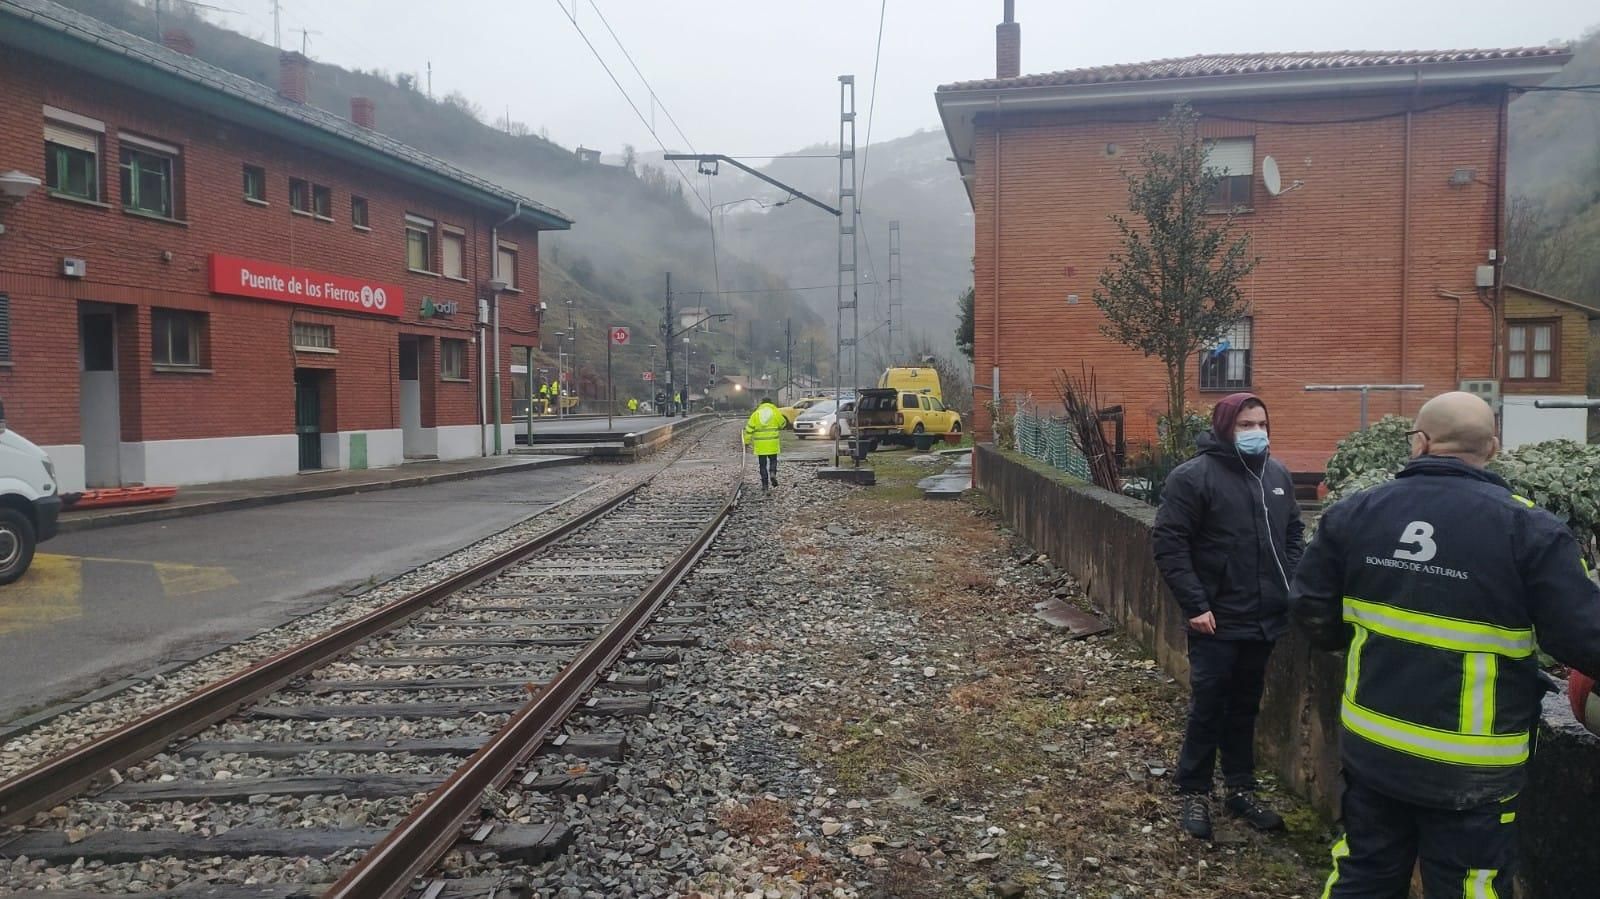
[627,397,639,415]
[1290,391,1600,897]
[742,396,785,490]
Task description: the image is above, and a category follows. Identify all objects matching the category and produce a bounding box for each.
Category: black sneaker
[1179,794,1213,840]
[1225,791,1284,831]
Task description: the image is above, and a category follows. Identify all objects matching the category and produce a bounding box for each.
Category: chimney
[278,51,309,104]
[351,97,376,130]
[161,28,196,56]
[996,0,1020,79]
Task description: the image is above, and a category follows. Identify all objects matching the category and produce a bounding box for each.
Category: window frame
[1203,137,1255,214]
[406,213,437,275]
[242,164,267,205]
[151,308,204,368]
[1506,318,1561,383]
[1198,316,1254,391]
[440,338,468,381]
[119,143,177,219]
[351,195,370,230]
[496,241,519,290]
[0,293,11,364]
[441,227,467,280]
[45,137,100,202]
[289,178,311,215]
[311,183,333,220]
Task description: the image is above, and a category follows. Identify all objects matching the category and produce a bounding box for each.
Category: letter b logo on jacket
[1393,521,1438,562]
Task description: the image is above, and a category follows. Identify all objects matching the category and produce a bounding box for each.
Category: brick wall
[1501,287,1589,396]
[970,91,1506,469]
[0,48,543,449]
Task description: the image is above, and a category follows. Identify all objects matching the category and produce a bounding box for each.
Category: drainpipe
[1435,288,1463,384]
[1398,77,1415,416]
[489,201,523,455]
[991,95,1003,432]
[1492,87,1508,380]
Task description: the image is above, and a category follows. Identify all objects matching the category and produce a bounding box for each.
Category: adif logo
[1393,521,1437,562]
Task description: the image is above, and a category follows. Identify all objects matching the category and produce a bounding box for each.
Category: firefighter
[742,395,784,490]
[1290,391,1600,896]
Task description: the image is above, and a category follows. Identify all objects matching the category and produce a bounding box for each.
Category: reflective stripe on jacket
[1291,455,1600,809]
[743,404,783,456]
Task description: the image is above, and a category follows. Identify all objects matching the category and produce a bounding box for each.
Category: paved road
[0,466,601,722]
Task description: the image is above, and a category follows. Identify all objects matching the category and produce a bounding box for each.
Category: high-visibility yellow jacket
[743,403,784,456]
[1291,456,1600,809]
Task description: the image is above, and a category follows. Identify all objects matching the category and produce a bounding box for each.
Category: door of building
[294,369,321,471]
[78,305,122,488]
[398,337,424,457]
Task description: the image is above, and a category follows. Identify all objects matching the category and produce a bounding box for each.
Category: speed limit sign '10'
[610,326,631,346]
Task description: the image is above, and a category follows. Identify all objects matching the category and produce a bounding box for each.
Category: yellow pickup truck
[853,387,962,451]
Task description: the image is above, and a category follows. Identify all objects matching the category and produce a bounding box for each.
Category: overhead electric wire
[553,0,709,214]
[854,0,890,332]
[586,0,697,154]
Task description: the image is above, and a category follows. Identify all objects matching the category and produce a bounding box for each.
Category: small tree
[1094,102,1258,454]
[955,286,975,362]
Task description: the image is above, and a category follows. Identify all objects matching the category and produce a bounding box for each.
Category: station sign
[209,254,404,318]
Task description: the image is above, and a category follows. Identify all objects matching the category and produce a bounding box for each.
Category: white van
[0,400,61,584]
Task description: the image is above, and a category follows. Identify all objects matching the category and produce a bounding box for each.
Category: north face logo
[1393,521,1438,563]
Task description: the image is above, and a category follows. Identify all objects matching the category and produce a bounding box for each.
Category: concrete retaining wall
[975,444,1600,896]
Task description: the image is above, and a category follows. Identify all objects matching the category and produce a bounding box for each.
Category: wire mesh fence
[1013,400,1092,481]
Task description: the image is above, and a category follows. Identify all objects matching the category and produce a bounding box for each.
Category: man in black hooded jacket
[1152,392,1304,839]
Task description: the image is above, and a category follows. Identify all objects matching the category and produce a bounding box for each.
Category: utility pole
[427,61,433,99]
[271,0,281,49]
[835,74,859,465]
[888,220,902,366]
[662,272,674,410]
[785,318,793,401]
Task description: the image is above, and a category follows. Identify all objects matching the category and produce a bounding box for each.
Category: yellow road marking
[0,554,83,636]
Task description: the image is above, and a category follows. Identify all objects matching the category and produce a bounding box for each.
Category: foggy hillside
[645,128,975,367]
[53,0,830,396]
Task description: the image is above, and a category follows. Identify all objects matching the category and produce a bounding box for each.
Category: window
[927,397,946,412]
[151,308,203,367]
[406,213,436,273]
[0,293,10,363]
[312,184,332,219]
[901,392,919,410]
[44,122,100,202]
[1507,319,1558,381]
[293,322,334,351]
[351,196,369,229]
[496,242,518,289]
[441,229,466,279]
[1199,317,1253,390]
[289,178,310,214]
[120,142,176,218]
[441,338,467,379]
[242,165,266,203]
[1204,137,1254,212]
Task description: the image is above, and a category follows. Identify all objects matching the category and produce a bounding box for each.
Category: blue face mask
[1235,429,1270,456]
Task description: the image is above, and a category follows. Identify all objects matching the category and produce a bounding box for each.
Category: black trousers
[1324,774,1517,898]
[758,454,778,485]
[1176,634,1274,794]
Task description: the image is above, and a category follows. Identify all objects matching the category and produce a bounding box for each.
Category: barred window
[293,322,334,350]
[0,293,10,363]
[1199,317,1252,390]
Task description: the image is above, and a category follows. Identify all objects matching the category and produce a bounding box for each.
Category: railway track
[0,428,744,897]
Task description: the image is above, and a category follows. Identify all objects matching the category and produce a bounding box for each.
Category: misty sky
[217,1,1595,157]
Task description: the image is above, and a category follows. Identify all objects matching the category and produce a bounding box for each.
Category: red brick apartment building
[938,3,1571,470]
[0,0,571,493]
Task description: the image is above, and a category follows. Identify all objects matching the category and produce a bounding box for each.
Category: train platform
[57,453,583,534]
[514,413,718,460]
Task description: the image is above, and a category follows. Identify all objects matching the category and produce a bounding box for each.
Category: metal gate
[294,371,321,470]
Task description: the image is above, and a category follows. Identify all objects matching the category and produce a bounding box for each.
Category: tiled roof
[1,0,572,227]
[938,48,1571,92]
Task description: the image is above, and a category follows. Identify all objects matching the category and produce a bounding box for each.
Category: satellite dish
[1262,156,1283,197]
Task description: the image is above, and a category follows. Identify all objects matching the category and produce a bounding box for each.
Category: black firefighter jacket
[1289,455,1600,809]
[1152,431,1305,641]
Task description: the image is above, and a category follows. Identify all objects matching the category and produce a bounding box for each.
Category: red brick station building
[939,4,1571,470]
[0,0,571,493]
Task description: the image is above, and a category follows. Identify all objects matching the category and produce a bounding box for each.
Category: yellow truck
[853,387,962,452]
[878,367,943,400]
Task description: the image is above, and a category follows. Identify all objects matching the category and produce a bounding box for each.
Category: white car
[0,399,61,584]
[793,400,855,439]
